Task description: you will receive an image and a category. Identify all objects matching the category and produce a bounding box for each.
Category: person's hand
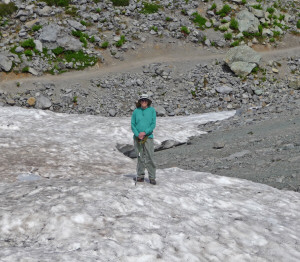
[138,132,146,140]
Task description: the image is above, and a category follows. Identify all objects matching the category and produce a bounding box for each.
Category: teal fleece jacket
[131,107,156,138]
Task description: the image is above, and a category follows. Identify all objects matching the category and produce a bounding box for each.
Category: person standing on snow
[131,94,157,185]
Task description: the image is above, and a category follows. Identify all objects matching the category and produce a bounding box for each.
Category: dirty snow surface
[0,107,299,262]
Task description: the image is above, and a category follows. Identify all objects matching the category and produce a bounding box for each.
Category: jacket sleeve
[131,110,139,137]
[145,108,156,136]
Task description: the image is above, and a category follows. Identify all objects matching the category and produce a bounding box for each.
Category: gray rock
[236,10,260,33]
[38,6,52,17]
[213,142,225,149]
[288,78,300,90]
[108,109,117,116]
[28,67,39,76]
[0,54,12,72]
[226,150,251,160]
[34,40,43,52]
[215,85,233,94]
[68,20,86,31]
[39,24,62,43]
[35,95,52,109]
[224,46,261,76]
[15,46,25,53]
[57,36,82,51]
[155,105,166,117]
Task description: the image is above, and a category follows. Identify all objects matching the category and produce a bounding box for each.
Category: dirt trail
[1,39,300,88]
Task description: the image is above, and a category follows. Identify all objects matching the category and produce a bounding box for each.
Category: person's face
[140,99,148,109]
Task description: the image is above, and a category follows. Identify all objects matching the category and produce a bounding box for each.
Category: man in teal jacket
[131,94,157,185]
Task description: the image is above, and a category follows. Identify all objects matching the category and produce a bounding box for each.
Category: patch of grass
[150,26,158,32]
[24,49,33,56]
[52,46,65,56]
[181,9,188,16]
[230,40,239,47]
[230,18,239,30]
[181,26,190,35]
[96,8,101,13]
[242,0,247,4]
[269,37,275,42]
[111,0,129,6]
[64,50,98,69]
[22,66,30,73]
[115,35,126,47]
[65,6,78,16]
[279,14,285,21]
[273,31,280,37]
[89,36,95,43]
[21,38,36,49]
[0,3,18,17]
[42,0,70,7]
[32,24,43,32]
[140,2,160,14]
[267,7,275,14]
[101,41,109,49]
[210,3,216,10]
[221,19,227,23]
[297,19,300,29]
[224,32,232,40]
[192,12,207,30]
[252,66,259,73]
[252,4,262,10]
[165,17,172,22]
[216,4,231,17]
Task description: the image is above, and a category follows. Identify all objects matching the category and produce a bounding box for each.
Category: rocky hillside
[0,0,299,75]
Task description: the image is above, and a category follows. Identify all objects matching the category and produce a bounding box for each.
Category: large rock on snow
[0,53,12,72]
[236,10,260,33]
[224,46,261,76]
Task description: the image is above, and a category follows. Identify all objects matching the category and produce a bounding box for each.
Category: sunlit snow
[0,107,299,262]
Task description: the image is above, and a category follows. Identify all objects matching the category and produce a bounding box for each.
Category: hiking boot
[134,177,144,182]
[149,179,156,185]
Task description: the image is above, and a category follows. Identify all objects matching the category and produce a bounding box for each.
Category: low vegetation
[42,0,70,7]
[111,0,129,6]
[140,2,160,14]
[0,2,18,17]
[192,12,207,30]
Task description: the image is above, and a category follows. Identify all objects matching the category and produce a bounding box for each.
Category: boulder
[27,97,36,106]
[67,20,86,31]
[236,10,260,33]
[34,40,43,52]
[215,85,233,94]
[224,46,261,76]
[35,95,52,109]
[0,53,12,72]
[57,36,82,51]
[39,24,62,43]
[155,105,166,117]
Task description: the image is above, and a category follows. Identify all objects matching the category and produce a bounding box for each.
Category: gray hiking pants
[134,137,156,179]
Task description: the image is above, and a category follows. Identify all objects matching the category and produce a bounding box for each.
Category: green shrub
[273,31,280,37]
[24,49,33,56]
[111,0,129,6]
[21,38,36,49]
[42,0,70,7]
[297,20,300,29]
[267,7,275,14]
[251,66,259,73]
[210,3,216,10]
[101,41,109,49]
[230,18,239,30]
[230,40,239,47]
[89,36,95,43]
[72,30,82,37]
[52,46,64,56]
[192,12,207,30]
[32,24,43,32]
[224,33,232,40]
[258,24,263,35]
[242,0,247,4]
[252,4,262,10]
[140,2,160,14]
[150,26,158,32]
[279,14,285,21]
[96,8,101,13]
[80,35,88,48]
[80,20,87,26]
[269,37,275,42]
[166,17,172,22]
[221,19,227,23]
[22,66,29,73]
[115,35,126,47]
[0,3,18,17]
[216,4,231,17]
[181,26,190,35]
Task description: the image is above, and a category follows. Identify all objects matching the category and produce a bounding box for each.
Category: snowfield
[0,107,299,262]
